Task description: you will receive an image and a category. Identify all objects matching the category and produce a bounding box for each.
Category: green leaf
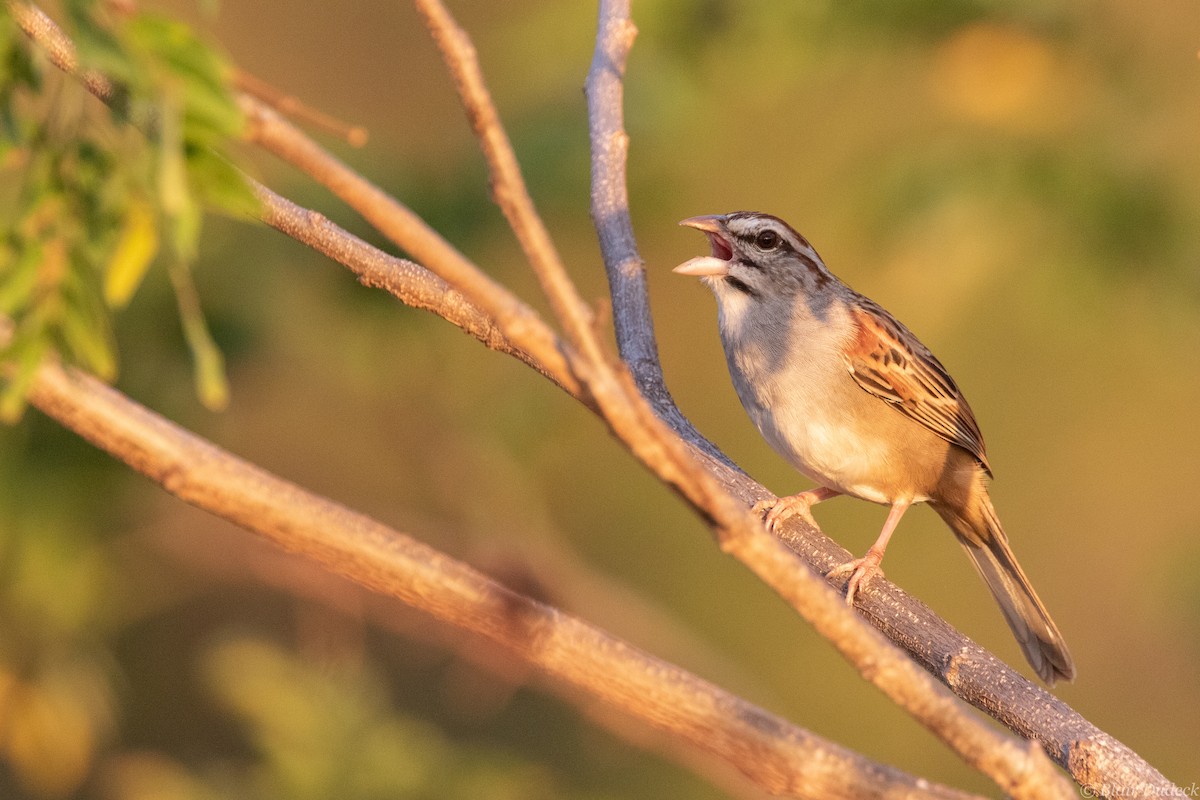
[0,239,44,315]
[60,272,117,380]
[168,261,227,410]
[0,326,49,423]
[186,148,260,219]
[125,14,242,141]
[156,94,188,217]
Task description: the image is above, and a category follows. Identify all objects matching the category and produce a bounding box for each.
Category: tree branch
[412,2,1077,796]
[586,4,661,389]
[6,2,114,102]
[582,1,1180,798]
[413,0,610,375]
[249,180,588,403]
[136,522,783,800]
[263,140,1076,795]
[235,96,589,410]
[233,68,369,147]
[22,357,975,800]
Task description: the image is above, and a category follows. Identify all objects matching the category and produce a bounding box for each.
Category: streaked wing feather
[844,300,991,475]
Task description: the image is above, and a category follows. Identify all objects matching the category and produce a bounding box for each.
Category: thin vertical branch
[584,0,734,467]
[585,0,656,382]
[413,0,609,372]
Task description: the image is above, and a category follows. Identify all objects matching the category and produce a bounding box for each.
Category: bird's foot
[753,488,837,532]
[827,548,885,606]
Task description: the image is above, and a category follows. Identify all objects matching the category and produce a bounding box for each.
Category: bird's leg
[754,486,842,532]
[828,497,912,605]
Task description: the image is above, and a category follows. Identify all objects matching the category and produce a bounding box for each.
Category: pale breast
[747,371,906,504]
[719,300,948,504]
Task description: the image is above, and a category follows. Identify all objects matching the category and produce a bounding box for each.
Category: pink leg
[828,497,913,605]
[753,486,842,532]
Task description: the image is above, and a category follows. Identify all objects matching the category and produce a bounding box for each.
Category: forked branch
[416,1,1073,796]
[582,0,1177,797]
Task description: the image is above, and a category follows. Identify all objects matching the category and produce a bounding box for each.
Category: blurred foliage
[96,635,611,800]
[0,0,256,419]
[1,1,1199,798]
[108,636,591,800]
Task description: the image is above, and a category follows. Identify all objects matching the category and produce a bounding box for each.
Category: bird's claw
[753,494,819,533]
[827,550,885,605]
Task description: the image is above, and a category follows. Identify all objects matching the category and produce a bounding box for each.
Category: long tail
[932,493,1075,685]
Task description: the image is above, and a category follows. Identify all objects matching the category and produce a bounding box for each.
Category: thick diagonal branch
[23,358,975,800]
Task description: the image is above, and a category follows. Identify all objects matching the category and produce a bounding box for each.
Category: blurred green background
[3,0,1199,797]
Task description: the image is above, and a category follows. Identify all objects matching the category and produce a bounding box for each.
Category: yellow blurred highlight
[104,200,160,309]
[0,665,110,798]
[932,23,1056,125]
[873,198,1018,335]
[101,754,221,800]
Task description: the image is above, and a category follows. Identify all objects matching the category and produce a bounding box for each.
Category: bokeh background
[3,1,1199,797]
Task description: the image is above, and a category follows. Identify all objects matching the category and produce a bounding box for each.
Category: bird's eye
[755,229,780,250]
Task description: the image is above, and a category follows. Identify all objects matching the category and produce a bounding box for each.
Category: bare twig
[24,358,977,800]
[584,0,732,470]
[237,95,587,405]
[585,3,658,385]
[7,2,115,101]
[234,69,369,147]
[413,0,609,373]
[251,181,588,403]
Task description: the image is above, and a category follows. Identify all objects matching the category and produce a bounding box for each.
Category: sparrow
[675,211,1075,684]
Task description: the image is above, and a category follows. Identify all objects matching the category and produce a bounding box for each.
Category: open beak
[674,215,733,277]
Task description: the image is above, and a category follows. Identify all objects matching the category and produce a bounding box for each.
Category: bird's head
[674,211,834,302]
